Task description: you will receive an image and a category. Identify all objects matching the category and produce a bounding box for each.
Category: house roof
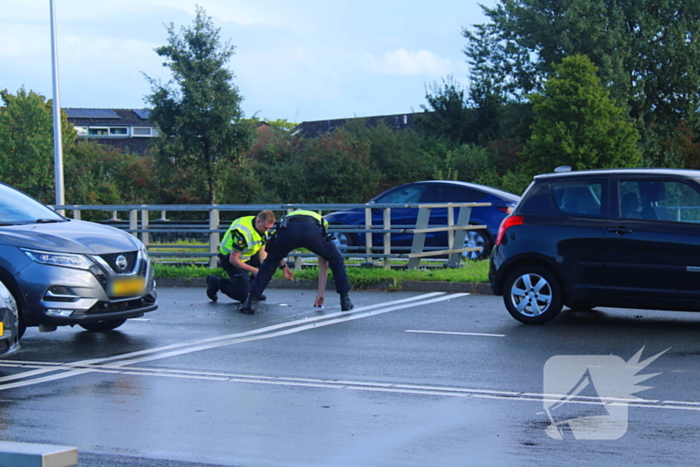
[296,112,425,138]
[64,108,152,126]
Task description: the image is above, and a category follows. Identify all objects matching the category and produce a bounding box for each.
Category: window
[376,185,425,204]
[621,180,700,222]
[132,127,154,137]
[109,127,128,136]
[552,181,604,218]
[74,126,88,136]
[420,185,483,203]
[88,128,109,136]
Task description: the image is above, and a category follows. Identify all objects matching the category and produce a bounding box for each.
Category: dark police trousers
[249,217,350,299]
[218,253,261,302]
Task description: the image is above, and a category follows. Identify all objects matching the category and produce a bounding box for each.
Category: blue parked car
[324,180,520,260]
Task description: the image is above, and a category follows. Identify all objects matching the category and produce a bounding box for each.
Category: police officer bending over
[240,210,353,314]
[207,210,293,303]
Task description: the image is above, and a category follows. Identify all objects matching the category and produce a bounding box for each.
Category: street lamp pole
[50,0,65,208]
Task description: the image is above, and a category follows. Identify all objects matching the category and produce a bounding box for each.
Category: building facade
[65,108,158,155]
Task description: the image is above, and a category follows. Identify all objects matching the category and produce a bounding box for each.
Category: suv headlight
[22,248,94,270]
[141,245,150,263]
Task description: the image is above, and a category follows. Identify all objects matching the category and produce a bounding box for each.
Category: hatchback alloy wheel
[503,265,563,324]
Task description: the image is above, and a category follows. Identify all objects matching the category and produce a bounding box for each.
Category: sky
[0,0,497,124]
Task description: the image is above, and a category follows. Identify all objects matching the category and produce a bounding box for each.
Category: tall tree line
[463,0,700,168]
[3,2,700,207]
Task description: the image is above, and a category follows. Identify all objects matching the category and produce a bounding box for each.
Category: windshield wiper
[34,218,64,224]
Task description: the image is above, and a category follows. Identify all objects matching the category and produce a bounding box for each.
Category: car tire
[0,281,24,340]
[79,318,127,332]
[463,228,492,261]
[503,265,563,324]
[333,231,355,252]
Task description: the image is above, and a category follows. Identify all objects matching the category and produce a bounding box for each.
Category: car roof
[387,180,520,200]
[533,168,700,181]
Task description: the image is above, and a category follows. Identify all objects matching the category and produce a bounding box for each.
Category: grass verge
[153,260,490,290]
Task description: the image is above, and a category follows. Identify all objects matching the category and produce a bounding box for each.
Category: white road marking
[0,292,465,389]
[1,362,698,413]
[405,330,506,337]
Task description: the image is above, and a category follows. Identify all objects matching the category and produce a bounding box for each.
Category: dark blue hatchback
[324,180,520,260]
[490,168,700,324]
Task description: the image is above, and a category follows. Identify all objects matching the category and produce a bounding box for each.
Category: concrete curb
[156,277,494,295]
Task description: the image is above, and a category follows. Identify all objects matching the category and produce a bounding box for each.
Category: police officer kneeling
[240,210,353,314]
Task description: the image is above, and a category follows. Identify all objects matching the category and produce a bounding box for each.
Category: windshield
[0,183,65,224]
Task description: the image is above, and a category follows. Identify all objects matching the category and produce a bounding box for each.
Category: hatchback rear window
[552,181,605,218]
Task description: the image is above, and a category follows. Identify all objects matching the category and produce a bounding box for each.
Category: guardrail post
[209,208,220,268]
[129,209,138,238]
[383,208,391,270]
[447,205,472,267]
[407,207,431,270]
[364,206,373,264]
[447,205,455,250]
[141,208,150,247]
[72,209,81,220]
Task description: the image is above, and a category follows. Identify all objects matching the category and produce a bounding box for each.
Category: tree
[0,88,75,203]
[145,6,253,204]
[464,0,700,164]
[520,55,640,176]
[64,140,156,208]
[418,76,474,145]
[245,124,306,204]
[344,119,436,192]
[300,130,379,203]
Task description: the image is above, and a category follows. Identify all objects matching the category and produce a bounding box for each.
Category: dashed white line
[405,330,506,337]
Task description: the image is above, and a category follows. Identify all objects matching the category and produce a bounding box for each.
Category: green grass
[153,260,490,290]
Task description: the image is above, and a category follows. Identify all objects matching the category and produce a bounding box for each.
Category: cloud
[367,48,463,76]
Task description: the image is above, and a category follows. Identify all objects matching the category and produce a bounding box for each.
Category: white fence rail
[55,203,489,270]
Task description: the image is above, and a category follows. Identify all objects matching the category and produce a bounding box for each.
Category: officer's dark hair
[256,210,276,224]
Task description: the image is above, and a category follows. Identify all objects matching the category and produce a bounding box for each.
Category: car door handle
[608,226,632,236]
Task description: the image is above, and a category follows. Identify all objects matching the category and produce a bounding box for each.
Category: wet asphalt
[0,286,699,466]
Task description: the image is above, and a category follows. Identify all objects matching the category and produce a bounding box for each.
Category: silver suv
[0,182,157,338]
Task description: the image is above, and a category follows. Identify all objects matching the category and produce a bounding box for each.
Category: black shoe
[240,294,258,314]
[340,293,353,311]
[206,275,219,302]
[259,294,267,301]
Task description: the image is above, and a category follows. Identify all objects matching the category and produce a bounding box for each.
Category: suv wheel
[503,265,563,324]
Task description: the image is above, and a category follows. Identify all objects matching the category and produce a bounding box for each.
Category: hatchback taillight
[495,215,524,245]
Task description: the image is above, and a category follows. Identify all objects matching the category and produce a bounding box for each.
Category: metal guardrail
[54,202,489,270]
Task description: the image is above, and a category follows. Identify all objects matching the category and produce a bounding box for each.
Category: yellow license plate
[0,322,3,335]
[109,277,145,297]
